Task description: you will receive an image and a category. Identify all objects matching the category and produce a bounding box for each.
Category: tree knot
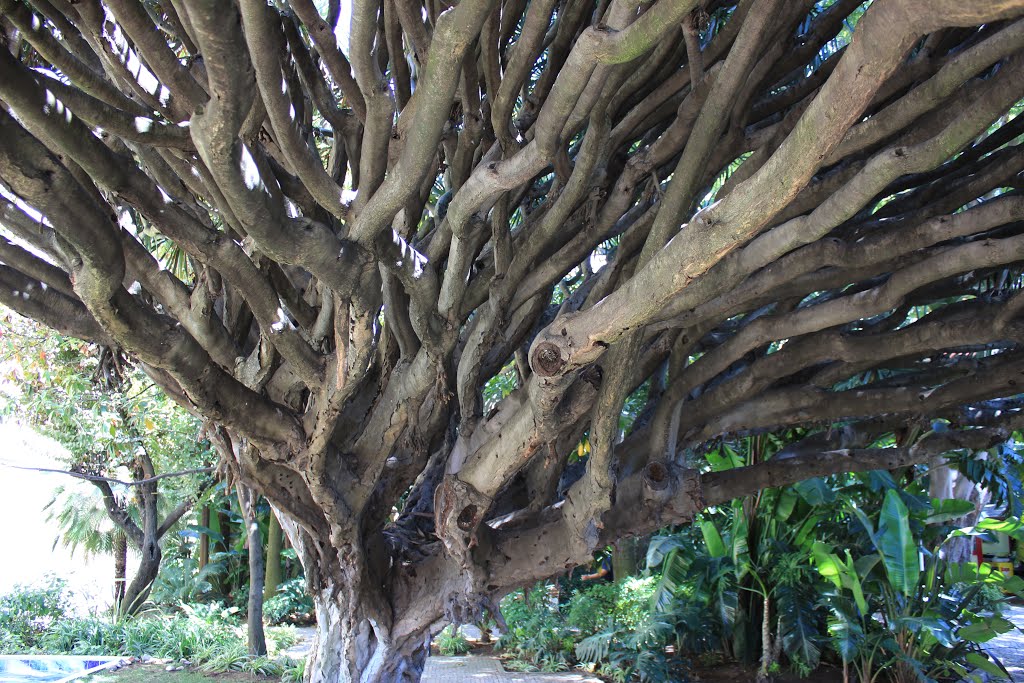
[531,341,565,377]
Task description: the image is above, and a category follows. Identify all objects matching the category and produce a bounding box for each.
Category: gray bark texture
[2,0,1024,679]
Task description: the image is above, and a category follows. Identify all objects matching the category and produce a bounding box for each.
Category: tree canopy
[2,0,1024,680]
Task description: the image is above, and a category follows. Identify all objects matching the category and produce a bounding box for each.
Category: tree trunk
[611,536,644,579]
[756,594,775,683]
[305,587,431,683]
[121,538,160,617]
[238,489,267,656]
[198,505,210,570]
[213,505,232,595]
[264,510,283,602]
[112,530,127,609]
[246,522,268,656]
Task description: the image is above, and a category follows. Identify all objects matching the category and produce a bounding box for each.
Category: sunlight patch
[239,144,263,191]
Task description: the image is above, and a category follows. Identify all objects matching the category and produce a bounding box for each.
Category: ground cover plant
[0,580,302,679]
[3,0,1024,680]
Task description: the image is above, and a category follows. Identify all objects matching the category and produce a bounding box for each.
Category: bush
[435,625,471,656]
[0,576,71,652]
[33,606,300,674]
[264,578,314,625]
[496,584,576,669]
[567,577,656,634]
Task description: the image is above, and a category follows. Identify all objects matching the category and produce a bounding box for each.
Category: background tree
[44,484,130,606]
[0,313,215,615]
[1,0,1024,680]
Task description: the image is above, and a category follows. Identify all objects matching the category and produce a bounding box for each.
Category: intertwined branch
[2,0,1024,667]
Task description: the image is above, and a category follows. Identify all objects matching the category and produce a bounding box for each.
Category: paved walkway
[283,627,599,681]
[423,656,601,683]
[284,604,1024,682]
[986,604,1024,682]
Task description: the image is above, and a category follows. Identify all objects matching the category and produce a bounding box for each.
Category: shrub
[566,577,656,634]
[264,578,314,625]
[435,625,471,656]
[0,576,71,652]
[496,584,575,668]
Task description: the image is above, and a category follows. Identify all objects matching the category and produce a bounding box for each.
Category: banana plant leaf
[876,489,920,597]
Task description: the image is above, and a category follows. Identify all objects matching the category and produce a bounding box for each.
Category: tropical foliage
[499,432,1024,683]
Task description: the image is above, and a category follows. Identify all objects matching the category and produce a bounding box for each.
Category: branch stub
[531,341,565,377]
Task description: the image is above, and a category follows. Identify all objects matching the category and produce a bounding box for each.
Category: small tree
[0,313,214,615]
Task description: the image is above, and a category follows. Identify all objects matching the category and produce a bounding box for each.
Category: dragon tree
[1,0,1024,679]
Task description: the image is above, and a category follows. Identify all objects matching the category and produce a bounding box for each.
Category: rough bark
[2,0,1024,679]
[264,511,284,602]
[112,531,127,608]
[238,487,268,657]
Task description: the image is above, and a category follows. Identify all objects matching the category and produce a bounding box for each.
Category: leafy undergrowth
[0,581,304,681]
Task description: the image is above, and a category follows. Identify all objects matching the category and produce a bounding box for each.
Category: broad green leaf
[991,616,1015,634]
[730,503,750,576]
[853,554,880,576]
[775,488,798,522]
[926,498,976,524]
[843,551,868,616]
[707,444,745,471]
[959,617,1014,643]
[777,585,821,670]
[794,477,836,505]
[965,652,1007,677]
[827,615,863,662]
[850,505,875,541]
[1002,575,1024,597]
[958,622,999,643]
[794,513,822,549]
[877,489,919,596]
[895,616,955,648]
[975,517,1024,540]
[866,469,898,491]
[701,520,727,558]
[976,517,1022,532]
[812,542,843,589]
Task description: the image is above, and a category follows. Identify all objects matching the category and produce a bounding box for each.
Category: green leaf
[945,561,997,587]
[706,444,744,471]
[965,652,1007,677]
[730,503,750,576]
[794,513,822,549]
[866,470,898,491]
[926,498,976,524]
[775,488,798,522]
[958,622,997,643]
[1001,575,1024,597]
[895,616,955,648]
[777,585,821,670]
[794,478,836,505]
[877,489,919,596]
[850,505,875,541]
[812,542,843,589]
[843,551,868,617]
[958,617,1014,643]
[827,615,863,662]
[975,517,1024,541]
[701,521,727,558]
